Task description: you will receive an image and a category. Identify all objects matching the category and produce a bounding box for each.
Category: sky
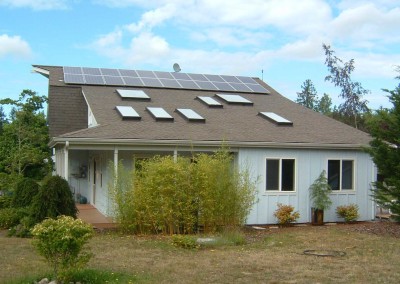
[1,0,400,115]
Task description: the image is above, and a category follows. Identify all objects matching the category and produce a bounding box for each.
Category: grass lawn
[1,223,399,283]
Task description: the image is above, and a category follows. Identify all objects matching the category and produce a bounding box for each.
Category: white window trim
[265,157,297,193]
[326,158,356,192]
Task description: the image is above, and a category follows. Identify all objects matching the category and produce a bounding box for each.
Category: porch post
[114,147,119,173]
[64,141,69,179]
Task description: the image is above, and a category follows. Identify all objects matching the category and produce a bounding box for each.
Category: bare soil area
[1,221,400,284]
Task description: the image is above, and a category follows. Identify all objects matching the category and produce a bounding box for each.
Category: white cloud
[92,31,170,66]
[0,34,32,59]
[88,0,399,83]
[0,0,68,10]
[330,3,400,47]
[125,4,176,33]
[191,28,272,48]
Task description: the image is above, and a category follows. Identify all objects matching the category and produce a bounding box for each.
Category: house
[33,65,376,224]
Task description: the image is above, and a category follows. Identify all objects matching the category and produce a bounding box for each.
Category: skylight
[259,112,293,125]
[146,107,174,121]
[176,108,205,122]
[116,106,141,120]
[196,96,223,108]
[215,94,253,105]
[116,89,150,100]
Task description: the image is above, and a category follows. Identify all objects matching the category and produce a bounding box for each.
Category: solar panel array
[63,66,269,94]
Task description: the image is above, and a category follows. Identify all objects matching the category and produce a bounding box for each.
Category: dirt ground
[242,220,400,243]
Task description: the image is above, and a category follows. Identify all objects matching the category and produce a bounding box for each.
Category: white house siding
[238,148,376,224]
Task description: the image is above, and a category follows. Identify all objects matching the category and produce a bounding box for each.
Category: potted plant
[309,170,332,225]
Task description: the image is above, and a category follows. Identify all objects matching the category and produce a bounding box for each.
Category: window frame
[265,157,297,192]
[327,158,356,191]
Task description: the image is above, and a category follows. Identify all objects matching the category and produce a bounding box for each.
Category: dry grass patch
[1,223,400,283]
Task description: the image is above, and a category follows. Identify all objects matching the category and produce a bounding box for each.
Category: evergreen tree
[296,79,318,110]
[366,73,400,220]
[316,93,332,115]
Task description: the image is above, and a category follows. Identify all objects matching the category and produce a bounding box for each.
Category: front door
[92,158,97,205]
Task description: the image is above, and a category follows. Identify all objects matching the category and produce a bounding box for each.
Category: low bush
[171,234,199,249]
[336,204,359,222]
[273,203,300,226]
[0,195,12,209]
[0,207,30,229]
[31,215,94,282]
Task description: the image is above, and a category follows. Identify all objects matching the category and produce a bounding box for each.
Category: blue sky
[1,0,399,115]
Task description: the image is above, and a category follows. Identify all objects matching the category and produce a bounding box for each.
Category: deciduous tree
[323,44,369,129]
[0,90,51,186]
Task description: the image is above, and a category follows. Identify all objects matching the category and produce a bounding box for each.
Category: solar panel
[84,75,105,85]
[246,84,269,93]
[64,74,85,84]
[154,71,174,79]
[187,73,208,81]
[204,74,225,82]
[220,75,241,83]
[171,72,191,80]
[62,66,269,93]
[212,82,236,92]
[237,76,257,84]
[195,81,219,90]
[116,106,141,120]
[259,112,293,125]
[119,69,138,77]
[104,76,124,85]
[123,77,144,86]
[196,96,223,108]
[141,78,163,87]
[116,89,150,100]
[101,68,120,76]
[146,107,174,121]
[64,66,83,74]
[159,78,182,88]
[177,80,200,89]
[215,94,253,105]
[137,70,156,78]
[176,108,205,122]
[82,67,101,76]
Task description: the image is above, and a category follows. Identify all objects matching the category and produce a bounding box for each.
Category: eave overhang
[49,137,369,151]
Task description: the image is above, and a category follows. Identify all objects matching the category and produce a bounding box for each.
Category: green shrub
[0,207,30,229]
[273,203,300,226]
[109,148,258,235]
[336,204,359,222]
[12,177,39,208]
[31,215,94,282]
[171,234,199,249]
[0,195,13,209]
[30,175,77,224]
[309,170,332,211]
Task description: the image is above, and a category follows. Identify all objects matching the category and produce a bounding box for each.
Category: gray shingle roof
[36,65,371,148]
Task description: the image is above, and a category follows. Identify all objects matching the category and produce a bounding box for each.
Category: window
[328,160,354,190]
[266,159,295,191]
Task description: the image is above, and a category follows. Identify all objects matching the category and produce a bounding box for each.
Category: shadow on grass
[8,269,151,284]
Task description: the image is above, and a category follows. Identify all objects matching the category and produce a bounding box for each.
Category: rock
[196,237,216,244]
[38,278,49,284]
